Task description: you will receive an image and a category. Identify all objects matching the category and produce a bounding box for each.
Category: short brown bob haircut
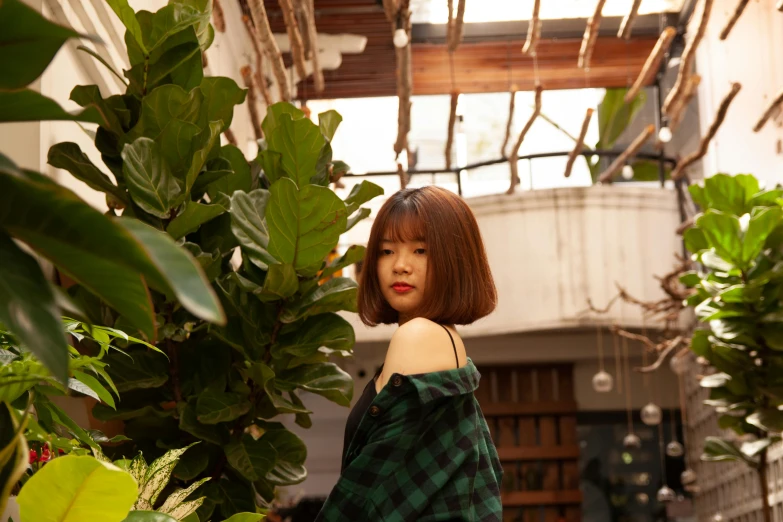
[357,185,497,326]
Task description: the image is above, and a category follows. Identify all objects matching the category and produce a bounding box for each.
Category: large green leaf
[72,370,116,409]
[145,3,204,52]
[277,362,353,407]
[272,313,355,358]
[704,173,757,216]
[702,436,750,464]
[224,434,277,482]
[0,403,29,515]
[17,455,138,522]
[262,263,299,300]
[0,90,106,125]
[69,86,128,136]
[230,189,278,270]
[256,149,284,185]
[346,207,371,232]
[128,84,204,141]
[742,207,783,265]
[321,245,366,279]
[199,77,247,132]
[126,39,201,97]
[266,115,326,188]
[597,87,647,149]
[0,0,84,90]
[257,423,307,486]
[684,227,709,254]
[0,231,68,382]
[106,0,148,53]
[159,477,209,519]
[281,277,358,323]
[104,350,169,392]
[344,181,384,216]
[119,219,225,325]
[196,390,251,424]
[267,178,347,271]
[318,110,342,141]
[222,514,265,522]
[178,400,230,446]
[48,142,128,203]
[217,476,256,519]
[167,195,230,240]
[747,409,783,432]
[697,211,742,267]
[185,121,223,192]
[245,362,310,415]
[261,102,307,138]
[122,138,183,219]
[206,145,252,200]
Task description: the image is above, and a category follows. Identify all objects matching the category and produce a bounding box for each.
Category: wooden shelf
[501,490,583,507]
[481,401,578,417]
[496,445,580,462]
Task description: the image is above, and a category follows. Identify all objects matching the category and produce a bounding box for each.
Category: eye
[415,248,426,255]
[381,249,393,256]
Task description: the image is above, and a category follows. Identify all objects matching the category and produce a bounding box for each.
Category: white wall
[692,0,783,186]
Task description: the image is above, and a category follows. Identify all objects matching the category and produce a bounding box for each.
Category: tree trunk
[759,448,772,522]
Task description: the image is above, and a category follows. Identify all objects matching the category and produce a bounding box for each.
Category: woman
[316,186,503,521]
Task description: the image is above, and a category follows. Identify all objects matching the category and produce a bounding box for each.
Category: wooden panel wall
[475,364,582,522]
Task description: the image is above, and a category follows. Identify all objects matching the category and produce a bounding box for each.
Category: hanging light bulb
[641,403,663,426]
[623,433,641,449]
[669,354,688,375]
[656,485,676,503]
[621,164,634,180]
[681,468,697,486]
[592,370,614,393]
[666,441,684,458]
[393,28,409,48]
[658,126,673,143]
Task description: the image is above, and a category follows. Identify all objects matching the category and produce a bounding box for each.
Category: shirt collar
[403,358,480,404]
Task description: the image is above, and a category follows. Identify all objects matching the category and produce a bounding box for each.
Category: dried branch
[448,0,466,52]
[295,0,312,58]
[720,0,750,41]
[445,91,459,170]
[212,0,226,32]
[632,335,684,373]
[676,217,694,235]
[241,65,263,140]
[618,0,643,39]
[753,88,783,132]
[565,108,594,178]
[522,0,541,55]
[278,0,307,81]
[585,293,622,315]
[612,326,658,352]
[247,0,290,102]
[397,162,409,189]
[243,16,274,106]
[302,0,324,92]
[663,0,713,115]
[500,88,517,159]
[625,27,676,103]
[385,0,413,159]
[598,124,655,183]
[668,74,702,133]
[579,0,607,69]
[223,128,237,146]
[672,82,742,180]
[506,85,543,195]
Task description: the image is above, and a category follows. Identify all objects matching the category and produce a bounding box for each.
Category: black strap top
[340,324,459,471]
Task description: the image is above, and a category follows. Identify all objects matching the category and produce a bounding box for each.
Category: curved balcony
[341,184,684,342]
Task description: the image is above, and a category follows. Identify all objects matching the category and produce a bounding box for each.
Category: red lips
[392,282,414,293]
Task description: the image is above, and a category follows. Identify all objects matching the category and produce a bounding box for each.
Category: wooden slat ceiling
[260,0,661,100]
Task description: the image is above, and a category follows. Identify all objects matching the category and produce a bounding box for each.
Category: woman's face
[376,236,428,323]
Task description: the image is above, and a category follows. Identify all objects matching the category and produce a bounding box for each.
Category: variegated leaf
[136,443,198,509]
[165,497,206,520]
[129,453,149,486]
[159,477,210,514]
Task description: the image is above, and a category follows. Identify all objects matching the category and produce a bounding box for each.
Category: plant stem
[759,447,772,522]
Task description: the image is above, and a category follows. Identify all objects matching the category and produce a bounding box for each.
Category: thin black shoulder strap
[439,324,459,368]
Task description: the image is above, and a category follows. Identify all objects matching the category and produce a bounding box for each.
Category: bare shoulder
[377,318,465,388]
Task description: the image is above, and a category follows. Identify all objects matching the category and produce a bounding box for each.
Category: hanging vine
[720,0,750,40]
[667,74,702,133]
[212,0,226,32]
[240,65,263,140]
[506,85,542,195]
[278,0,308,81]
[383,0,413,159]
[597,124,655,183]
[444,0,466,170]
[564,107,594,178]
[663,0,713,115]
[298,0,324,92]
[753,88,783,132]
[625,27,677,103]
[247,0,290,102]
[521,0,541,55]
[671,82,742,180]
[618,0,643,39]
[500,87,517,159]
[579,0,607,69]
[243,15,274,106]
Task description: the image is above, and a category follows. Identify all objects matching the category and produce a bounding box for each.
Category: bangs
[380,203,427,243]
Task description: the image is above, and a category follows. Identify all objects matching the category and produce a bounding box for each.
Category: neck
[398,313,414,326]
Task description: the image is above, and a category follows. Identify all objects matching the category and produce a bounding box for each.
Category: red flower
[29,449,38,464]
[39,447,52,463]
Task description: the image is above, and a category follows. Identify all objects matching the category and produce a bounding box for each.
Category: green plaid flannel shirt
[316,359,503,522]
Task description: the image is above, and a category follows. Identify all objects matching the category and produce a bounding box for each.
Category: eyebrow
[380,238,426,243]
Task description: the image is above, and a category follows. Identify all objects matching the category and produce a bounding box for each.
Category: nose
[393,252,411,275]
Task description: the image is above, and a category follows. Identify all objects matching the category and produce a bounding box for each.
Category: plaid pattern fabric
[316,359,503,522]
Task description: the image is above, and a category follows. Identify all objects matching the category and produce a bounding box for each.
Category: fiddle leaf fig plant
[681,173,783,522]
[38,1,383,518]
